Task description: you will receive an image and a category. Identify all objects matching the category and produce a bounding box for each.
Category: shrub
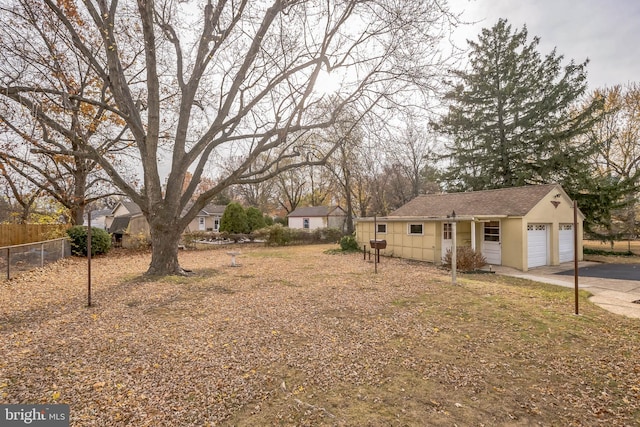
[340,235,359,251]
[182,231,210,249]
[253,224,293,246]
[67,225,111,256]
[583,247,635,257]
[246,207,266,232]
[219,231,249,243]
[126,232,151,250]
[253,225,346,246]
[442,246,487,271]
[314,227,343,243]
[219,202,248,234]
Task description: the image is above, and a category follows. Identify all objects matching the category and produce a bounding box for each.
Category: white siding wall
[289,216,327,230]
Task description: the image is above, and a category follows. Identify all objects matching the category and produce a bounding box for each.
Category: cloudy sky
[448,0,640,91]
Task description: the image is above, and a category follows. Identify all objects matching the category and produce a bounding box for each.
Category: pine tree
[219,203,248,234]
[246,207,266,232]
[437,19,603,191]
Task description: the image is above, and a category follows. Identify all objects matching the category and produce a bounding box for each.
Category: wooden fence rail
[0,224,70,247]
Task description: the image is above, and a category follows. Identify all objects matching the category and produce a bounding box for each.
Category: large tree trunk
[146,217,185,276]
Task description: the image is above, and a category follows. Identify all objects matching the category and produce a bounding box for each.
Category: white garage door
[559,224,575,263]
[528,224,548,268]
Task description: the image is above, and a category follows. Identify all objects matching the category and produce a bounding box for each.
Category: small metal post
[450,211,457,284]
[374,215,377,274]
[40,243,44,267]
[574,200,579,315]
[6,247,10,280]
[363,245,367,260]
[87,211,92,307]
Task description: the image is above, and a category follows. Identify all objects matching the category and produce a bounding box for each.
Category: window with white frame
[376,223,387,233]
[484,221,500,241]
[443,223,452,239]
[408,223,423,235]
[214,218,220,231]
[303,218,310,229]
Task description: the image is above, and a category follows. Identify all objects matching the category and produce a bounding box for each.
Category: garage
[356,184,585,271]
[559,224,575,263]
[528,224,549,268]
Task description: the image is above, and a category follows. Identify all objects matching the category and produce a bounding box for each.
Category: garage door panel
[559,224,574,263]
[528,224,548,268]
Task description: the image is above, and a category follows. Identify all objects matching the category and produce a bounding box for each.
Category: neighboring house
[287,206,349,232]
[105,201,149,248]
[185,203,226,232]
[356,184,584,271]
[84,209,112,230]
[106,201,228,247]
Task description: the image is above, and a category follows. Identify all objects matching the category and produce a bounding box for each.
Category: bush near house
[66,225,111,256]
[219,202,249,234]
[246,207,266,232]
[253,225,343,246]
[442,246,487,272]
[340,235,359,251]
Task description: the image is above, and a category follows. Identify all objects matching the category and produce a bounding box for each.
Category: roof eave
[356,215,509,222]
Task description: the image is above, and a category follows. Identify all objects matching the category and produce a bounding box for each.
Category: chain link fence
[0,238,71,280]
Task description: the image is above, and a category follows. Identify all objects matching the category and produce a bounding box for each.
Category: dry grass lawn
[1,244,639,426]
[584,239,640,254]
[584,240,640,264]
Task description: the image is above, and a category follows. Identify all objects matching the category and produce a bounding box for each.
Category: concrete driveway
[491,261,640,319]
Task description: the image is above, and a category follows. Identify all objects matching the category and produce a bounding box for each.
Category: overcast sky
[448,0,640,91]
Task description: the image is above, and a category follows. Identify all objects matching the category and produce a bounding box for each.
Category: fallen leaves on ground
[1,244,639,426]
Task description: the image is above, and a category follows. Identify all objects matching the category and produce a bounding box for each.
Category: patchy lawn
[1,244,639,426]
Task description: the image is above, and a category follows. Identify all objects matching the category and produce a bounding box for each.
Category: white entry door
[198,217,206,231]
[559,224,574,263]
[528,224,549,268]
[482,221,501,265]
[442,222,453,260]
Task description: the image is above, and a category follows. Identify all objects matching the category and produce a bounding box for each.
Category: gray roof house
[287,206,348,232]
[356,184,584,271]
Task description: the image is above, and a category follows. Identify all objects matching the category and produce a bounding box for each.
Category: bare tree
[587,84,640,241]
[275,165,308,215]
[306,164,334,207]
[323,113,368,234]
[234,180,276,213]
[386,120,440,198]
[0,3,128,225]
[0,0,456,275]
[0,165,43,223]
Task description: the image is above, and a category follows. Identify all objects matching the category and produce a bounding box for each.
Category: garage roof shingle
[390,184,559,217]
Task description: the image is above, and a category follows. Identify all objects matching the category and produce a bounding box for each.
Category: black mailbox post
[369,239,386,265]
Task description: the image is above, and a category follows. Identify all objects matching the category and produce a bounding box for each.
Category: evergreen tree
[246,207,266,232]
[219,203,248,234]
[436,19,603,192]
